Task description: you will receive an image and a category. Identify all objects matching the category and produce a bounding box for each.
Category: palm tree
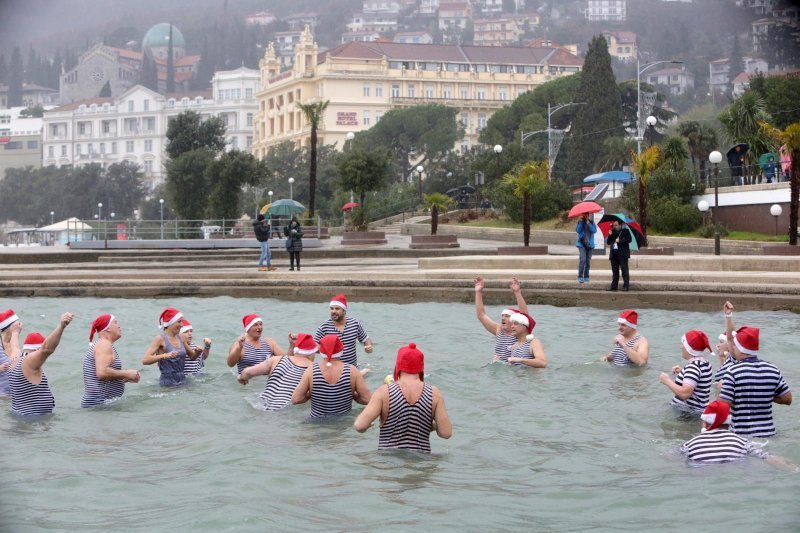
[718,92,777,183]
[762,121,800,245]
[423,193,456,235]
[598,136,636,172]
[297,100,330,218]
[631,145,663,239]
[662,136,689,172]
[503,160,548,246]
[679,121,718,185]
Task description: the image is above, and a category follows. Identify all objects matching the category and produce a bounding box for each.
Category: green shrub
[484,178,571,223]
[699,223,729,238]
[649,196,703,233]
[648,166,704,203]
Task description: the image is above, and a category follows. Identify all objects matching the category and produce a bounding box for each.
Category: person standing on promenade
[600,310,649,366]
[292,334,371,418]
[314,294,373,370]
[180,319,212,376]
[0,309,23,396]
[606,220,631,291]
[474,276,529,362]
[284,216,304,271]
[227,314,286,374]
[718,301,792,437]
[504,312,547,368]
[576,213,597,284]
[254,214,276,272]
[141,308,197,386]
[82,314,141,408]
[354,342,452,452]
[238,332,317,411]
[9,313,73,416]
[659,330,713,414]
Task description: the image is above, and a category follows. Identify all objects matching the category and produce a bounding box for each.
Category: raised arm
[227,334,246,368]
[291,366,313,404]
[431,386,452,439]
[351,367,372,405]
[474,277,500,335]
[723,301,735,346]
[354,385,387,432]
[510,276,528,315]
[5,321,22,362]
[25,312,74,372]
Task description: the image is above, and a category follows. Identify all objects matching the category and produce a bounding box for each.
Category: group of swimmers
[0,281,794,459]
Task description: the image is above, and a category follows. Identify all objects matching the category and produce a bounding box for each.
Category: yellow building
[253,26,583,157]
[602,31,637,62]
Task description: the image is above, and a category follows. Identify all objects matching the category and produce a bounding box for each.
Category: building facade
[602,30,637,61]
[646,66,694,95]
[585,0,627,21]
[709,56,768,95]
[473,18,524,46]
[0,110,43,178]
[252,27,583,158]
[394,31,435,44]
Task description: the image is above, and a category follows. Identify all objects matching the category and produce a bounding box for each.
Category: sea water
[1,297,798,531]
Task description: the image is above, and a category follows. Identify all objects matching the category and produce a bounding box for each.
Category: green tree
[166,149,215,224]
[297,100,330,218]
[423,193,455,235]
[728,34,744,87]
[565,36,624,184]
[598,136,636,172]
[0,54,7,85]
[102,161,147,217]
[618,79,675,144]
[718,92,777,165]
[335,147,391,212]
[140,55,159,92]
[19,105,44,118]
[758,23,800,70]
[166,23,175,94]
[631,145,663,239]
[661,136,689,172]
[503,160,548,246]
[206,150,266,220]
[747,74,800,130]
[762,121,800,245]
[8,47,23,107]
[98,80,111,97]
[679,121,718,184]
[165,111,226,160]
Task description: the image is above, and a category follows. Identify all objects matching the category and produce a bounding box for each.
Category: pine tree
[140,55,158,92]
[729,35,744,83]
[565,35,624,183]
[50,50,62,89]
[99,80,112,97]
[0,54,8,85]
[166,23,175,94]
[8,47,24,107]
[26,45,37,84]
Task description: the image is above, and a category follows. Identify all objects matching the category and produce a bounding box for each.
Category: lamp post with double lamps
[637,60,683,155]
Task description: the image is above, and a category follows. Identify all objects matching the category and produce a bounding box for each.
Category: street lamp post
[267,190,274,236]
[345,132,355,203]
[50,211,54,224]
[637,59,683,155]
[645,115,657,148]
[97,202,103,221]
[159,198,165,240]
[493,144,502,181]
[709,150,722,256]
[288,177,295,200]
[520,102,585,180]
[416,165,424,202]
[133,209,139,239]
[770,204,782,237]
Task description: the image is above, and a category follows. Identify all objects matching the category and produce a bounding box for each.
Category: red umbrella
[341,202,360,211]
[567,201,603,218]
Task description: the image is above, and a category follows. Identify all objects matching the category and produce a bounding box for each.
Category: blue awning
[583,171,633,184]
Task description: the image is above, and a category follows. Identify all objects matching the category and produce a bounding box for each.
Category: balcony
[391,96,507,110]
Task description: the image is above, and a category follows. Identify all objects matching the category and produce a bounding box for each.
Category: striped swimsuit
[260,356,308,411]
[494,330,516,361]
[158,332,187,386]
[504,340,534,366]
[670,358,713,413]
[183,343,204,375]
[719,356,790,437]
[9,355,55,416]
[379,382,434,453]
[237,339,272,373]
[314,318,369,367]
[81,342,126,408]
[680,429,767,464]
[610,335,641,366]
[309,362,352,418]
[714,355,735,382]
[0,340,10,396]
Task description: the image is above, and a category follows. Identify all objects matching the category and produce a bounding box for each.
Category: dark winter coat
[284,222,303,252]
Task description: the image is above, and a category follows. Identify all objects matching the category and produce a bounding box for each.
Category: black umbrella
[445,188,460,197]
[726,143,749,162]
[459,185,476,194]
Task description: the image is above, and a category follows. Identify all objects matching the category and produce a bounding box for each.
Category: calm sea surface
[1,297,798,532]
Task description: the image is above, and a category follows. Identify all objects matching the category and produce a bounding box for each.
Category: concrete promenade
[1,229,798,312]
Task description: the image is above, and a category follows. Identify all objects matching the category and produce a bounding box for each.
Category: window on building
[375,83,383,97]
[102,121,111,134]
[443,85,452,98]
[425,84,434,98]
[111,142,117,154]
[27,140,38,149]
[461,143,468,154]
[247,113,253,127]
[231,136,238,149]
[145,117,155,131]
[460,87,469,99]
[143,99,149,111]
[477,113,486,131]
[4,141,23,149]
[87,143,93,154]
[144,140,153,152]
[78,122,88,135]
[363,111,371,126]
[459,112,468,127]
[75,144,81,155]
[363,83,370,97]
[477,87,486,100]
[391,84,400,97]
[246,88,253,99]
[376,111,382,122]
[49,146,55,157]
[143,160,153,173]
[498,87,508,100]
[246,136,253,148]
[126,141,134,153]
[128,100,134,112]
[407,84,415,97]
[100,142,105,154]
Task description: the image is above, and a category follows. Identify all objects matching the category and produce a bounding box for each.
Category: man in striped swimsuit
[473,276,529,361]
[354,342,452,452]
[659,330,713,414]
[681,401,769,464]
[600,309,649,366]
[717,301,792,438]
[314,294,373,370]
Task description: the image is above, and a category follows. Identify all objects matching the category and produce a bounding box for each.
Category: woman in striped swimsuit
[292,334,371,417]
[227,314,285,374]
[504,312,548,368]
[9,313,73,416]
[659,330,713,414]
[355,342,452,452]
[600,309,649,367]
[142,308,197,386]
[0,309,23,397]
[238,332,317,411]
[473,276,529,362]
[179,320,211,376]
[82,314,141,408]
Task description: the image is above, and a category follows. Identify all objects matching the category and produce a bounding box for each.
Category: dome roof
[143,23,186,54]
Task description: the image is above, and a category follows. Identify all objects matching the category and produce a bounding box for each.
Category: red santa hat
[319,334,344,367]
[329,294,348,311]
[733,326,759,357]
[23,332,45,352]
[681,330,711,357]
[701,400,732,431]
[89,314,115,343]
[159,308,183,330]
[393,342,425,382]
[617,309,638,329]
[500,308,519,317]
[293,333,318,356]
[0,309,19,330]
[242,314,262,333]
[179,319,193,334]
[509,312,536,340]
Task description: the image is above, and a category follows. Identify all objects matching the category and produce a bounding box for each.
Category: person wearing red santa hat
[473,276,530,362]
[680,401,771,464]
[600,309,649,366]
[82,314,141,408]
[9,312,73,416]
[504,312,547,368]
[142,308,198,386]
[292,334,371,417]
[713,330,736,386]
[179,319,212,375]
[717,301,792,437]
[238,332,317,411]
[0,308,23,396]
[355,342,452,452]
[313,293,373,370]
[227,313,287,374]
[659,330,713,414]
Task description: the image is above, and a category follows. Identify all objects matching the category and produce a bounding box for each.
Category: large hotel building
[252,26,583,158]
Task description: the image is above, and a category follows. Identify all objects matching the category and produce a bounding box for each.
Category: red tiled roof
[158,71,194,82]
[155,55,200,67]
[50,97,114,112]
[107,46,144,61]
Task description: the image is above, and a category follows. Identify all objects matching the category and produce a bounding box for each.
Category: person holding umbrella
[606,219,632,291]
[576,213,597,284]
[283,216,304,271]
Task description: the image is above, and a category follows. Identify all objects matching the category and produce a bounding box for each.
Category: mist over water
[1,297,798,530]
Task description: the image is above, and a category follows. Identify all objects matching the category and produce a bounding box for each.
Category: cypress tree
[8,47,24,107]
[565,35,624,184]
[166,23,175,94]
[99,80,112,97]
[0,54,7,85]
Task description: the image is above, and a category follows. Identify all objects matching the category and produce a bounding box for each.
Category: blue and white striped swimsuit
[10,355,55,416]
[670,357,713,413]
[611,335,641,366]
[505,340,534,366]
[81,342,125,408]
[260,356,308,411]
[314,318,369,367]
[183,343,204,375]
[0,339,10,395]
[158,332,187,386]
[238,339,272,373]
[378,382,434,452]
[310,362,352,418]
[494,330,516,361]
